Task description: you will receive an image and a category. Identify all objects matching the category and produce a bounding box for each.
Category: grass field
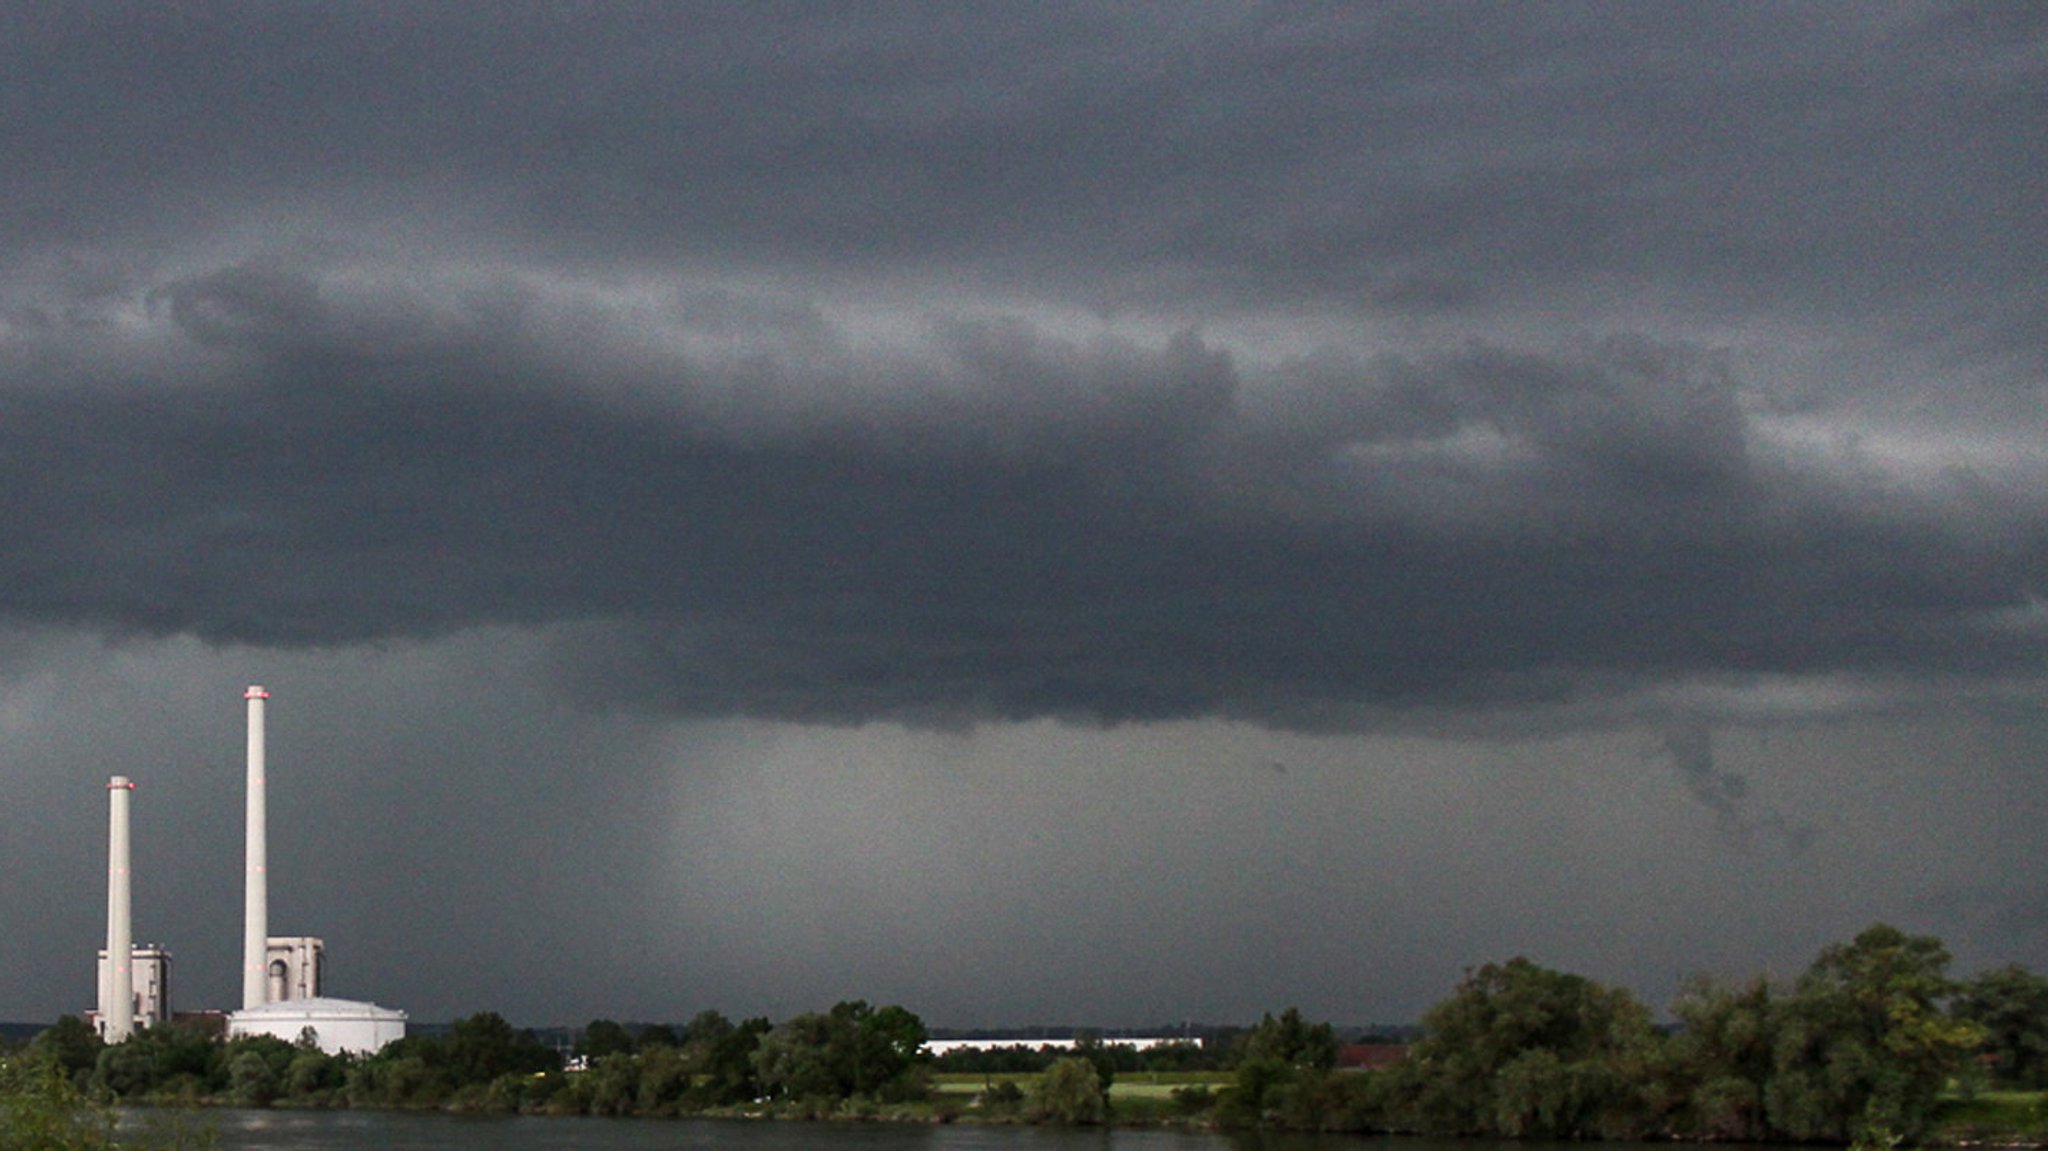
[925,1070,1227,1126]
[1933,1090,2048,1143]
[930,1071,1230,1098]
[933,1073,2048,1140]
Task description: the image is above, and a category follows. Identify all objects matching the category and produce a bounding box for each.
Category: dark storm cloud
[1,1,2043,730]
[3,257,2044,730]
[5,2,2048,1031]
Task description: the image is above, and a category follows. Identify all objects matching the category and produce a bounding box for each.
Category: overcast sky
[2,3,2045,1031]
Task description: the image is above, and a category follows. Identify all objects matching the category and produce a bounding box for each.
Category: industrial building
[96,686,406,1055]
[93,945,170,1032]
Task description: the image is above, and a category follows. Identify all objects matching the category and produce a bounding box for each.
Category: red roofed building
[1337,1043,1408,1071]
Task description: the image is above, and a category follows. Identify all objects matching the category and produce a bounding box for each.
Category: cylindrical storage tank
[226,997,407,1055]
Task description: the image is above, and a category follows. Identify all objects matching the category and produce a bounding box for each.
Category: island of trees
[7,923,2048,1148]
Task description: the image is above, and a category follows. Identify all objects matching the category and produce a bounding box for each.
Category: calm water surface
[194,1111,1245,1151]
[181,1111,1764,1151]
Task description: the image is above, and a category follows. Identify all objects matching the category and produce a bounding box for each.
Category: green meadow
[1931,1090,2048,1144]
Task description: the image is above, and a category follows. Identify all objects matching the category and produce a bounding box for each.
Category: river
[165,1111,1777,1151]
[190,1111,1263,1150]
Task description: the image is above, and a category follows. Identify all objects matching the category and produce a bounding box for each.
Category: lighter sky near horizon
[2,3,2045,1029]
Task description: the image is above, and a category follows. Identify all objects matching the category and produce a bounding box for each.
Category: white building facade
[265,936,324,1002]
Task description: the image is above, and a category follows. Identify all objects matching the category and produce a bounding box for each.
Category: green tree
[634,1043,692,1114]
[1070,1032,1116,1104]
[474,1072,534,1114]
[1170,1083,1214,1116]
[749,1001,927,1104]
[344,1050,446,1107]
[1220,1054,1292,1125]
[1,1054,115,1150]
[751,1013,840,1101]
[1956,963,2048,1088]
[442,1012,559,1085]
[1386,956,1663,1138]
[580,1052,641,1116]
[692,1016,768,1107]
[857,1003,930,1102]
[980,1078,1026,1117]
[682,1009,734,1050]
[1766,923,1983,1143]
[575,1019,637,1061]
[1221,1008,1342,1126]
[27,1018,103,1085]
[1030,1056,1106,1124]
[1240,1007,1339,1071]
[1133,1040,1217,1072]
[636,1023,680,1050]
[91,1022,223,1100]
[226,1050,279,1107]
[1667,974,1776,1140]
[283,1048,342,1100]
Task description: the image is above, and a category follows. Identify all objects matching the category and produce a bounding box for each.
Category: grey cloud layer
[2,3,2043,728]
[5,258,2043,728]
[5,5,2038,307]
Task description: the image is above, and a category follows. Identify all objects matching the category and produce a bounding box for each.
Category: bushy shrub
[1029,1057,1105,1125]
[1,1056,117,1151]
[978,1078,1026,1118]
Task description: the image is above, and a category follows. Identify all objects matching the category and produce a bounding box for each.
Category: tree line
[7,922,2048,1141]
[1213,924,2045,1142]
[8,1001,901,1117]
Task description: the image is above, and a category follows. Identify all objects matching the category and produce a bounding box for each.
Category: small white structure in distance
[227,996,407,1055]
[922,1036,1192,1056]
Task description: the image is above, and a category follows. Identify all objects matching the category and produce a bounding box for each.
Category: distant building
[922,1036,1193,1056]
[169,1011,227,1038]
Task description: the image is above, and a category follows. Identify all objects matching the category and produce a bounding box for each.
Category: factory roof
[227,997,406,1022]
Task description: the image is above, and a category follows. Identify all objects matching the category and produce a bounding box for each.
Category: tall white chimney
[242,686,269,1010]
[103,776,135,1042]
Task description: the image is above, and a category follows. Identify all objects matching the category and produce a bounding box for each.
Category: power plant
[92,686,406,1054]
